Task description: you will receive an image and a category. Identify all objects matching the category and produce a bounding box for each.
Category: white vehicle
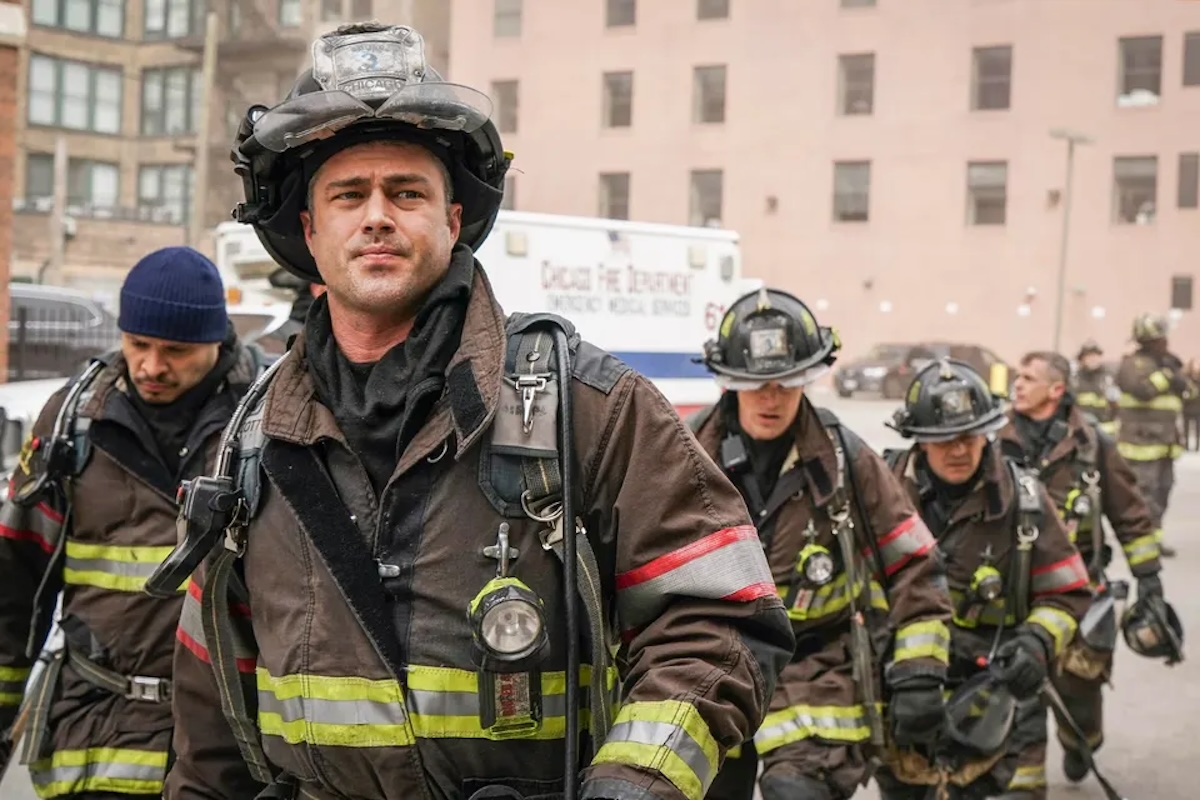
[214,213,755,415]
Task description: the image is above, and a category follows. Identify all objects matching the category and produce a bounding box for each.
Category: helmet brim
[890,408,1009,443]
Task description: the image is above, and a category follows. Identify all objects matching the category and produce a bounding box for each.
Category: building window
[491,80,519,133]
[1113,156,1157,224]
[321,0,368,20]
[692,65,727,124]
[494,0,522,36]
[598,172,630,220]
[32,0,124,37]
[144,0,204,38]
[697,0,728,20]
[1185,32,1200,87]
[501,175,516,211]
[838,53,874,115]
[602,71,633,128]
[278,0,302,27]
[27,54,123,134]
[1172,275,1194,310]
[971,46,1012,111]
[689,169,723,227]
[142,66,203,135]
[1118,36,1162,106]
[841,0,876,6]
[1179,153,1199,209]
[833,161,870,222]
[966,161,1007,225]
[606,0,635,28]
[25,153,120,210]
[138,164,194,225]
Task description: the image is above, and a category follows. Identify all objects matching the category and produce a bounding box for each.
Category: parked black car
[7,283,121,382]
[834,341,1011,399]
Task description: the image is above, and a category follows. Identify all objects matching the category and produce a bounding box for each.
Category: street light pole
[1050,128,1093,354]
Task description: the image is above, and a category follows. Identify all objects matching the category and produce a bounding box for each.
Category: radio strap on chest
[1007,461,1043,624]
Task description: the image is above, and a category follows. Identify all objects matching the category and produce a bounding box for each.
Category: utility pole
[188,10,219,250]
[45,135,67,284]
[1049,128,1094,354]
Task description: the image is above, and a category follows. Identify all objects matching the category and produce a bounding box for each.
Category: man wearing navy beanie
[0,246,263,799]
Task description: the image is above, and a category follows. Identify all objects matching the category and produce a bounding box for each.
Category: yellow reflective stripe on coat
[1026,606,1077,657]
[1007,763,1047,790]
[1118,393,1183,413]
[948,590,1016,628]
[1148,371,1172,393]
[755,703,873,753]
[62,540,179,593]
[893,619,950,664]
[29,747,167,799]
[1098,420,1119,436]
[1117,441,1175,462]
[257,668,415,747]
[1122,533,1161,567]
[258,665,618,747]
[1075,391,1107,410]
[592,700,719,800]
[406,665,617,740]
[0,664,30,705]
[778,575,889,622]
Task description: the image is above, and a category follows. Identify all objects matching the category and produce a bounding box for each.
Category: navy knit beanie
[119,247,228,343]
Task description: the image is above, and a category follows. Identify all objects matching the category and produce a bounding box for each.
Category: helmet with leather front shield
[230,23,512,283]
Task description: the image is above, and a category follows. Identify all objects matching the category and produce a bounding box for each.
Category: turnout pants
[1127,458,1175,532]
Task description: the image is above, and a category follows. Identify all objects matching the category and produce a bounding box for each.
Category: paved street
[3,394,1197,799]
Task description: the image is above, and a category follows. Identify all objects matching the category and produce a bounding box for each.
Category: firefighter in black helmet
[878,360,1090,800]
[1072,340,1117,435]
[692,288,953,800]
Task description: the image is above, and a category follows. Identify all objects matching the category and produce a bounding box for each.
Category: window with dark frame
[501,175,517,211]
[598,172,631,220]
[838,53,875,115]
[693,65,726,124]
[138,163,194,225]
[1118,36,1162,103]
[1185,32,1200,86]
[1112,156,1158,224]
[606,0,635,28]
[689,170,723,227]
[141,66,203,135]
[966,161,1008,225]
[833,161,871,222]
[971,46,1012,111]
[491,80,519,133]
[27,54,123,134]
[1179,153,1199,209]
[144,0,205,38]
[494,0,522,37]
[697,0,729,20]
[31,0,124,37]
[1171,275,1193,310]
[603,71,633,128]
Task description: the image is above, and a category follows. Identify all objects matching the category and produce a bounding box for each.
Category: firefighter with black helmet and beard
[691,288,953,800]
[878,360,1090,800]
[162,22,794,800]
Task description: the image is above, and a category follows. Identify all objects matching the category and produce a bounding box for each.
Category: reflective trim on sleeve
[1007,763,1047,790]
[754,703,872,753]
[591,700,720,800]
[0,664,29,706]
[1098,421,1119,436]
[1026,606,1078,657]
[1118,393,1182,413]
[615,526,776,634]
[176,578,257,673]
[29,747,167,799]
[1031,553,1089,597]
[62,540,179,593]
[1117,441,1176,462]
[0,500,65,555]
[865,515,935,577]
[892,619,950,664]
[1122,533,1161,567]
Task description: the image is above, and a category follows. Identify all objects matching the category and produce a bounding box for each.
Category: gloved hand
[993,631,1048,699]
[1138,573,1164,601]
[889,677,945,747]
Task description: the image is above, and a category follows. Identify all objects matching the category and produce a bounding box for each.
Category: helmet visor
[253,83,493,154]
[715,364,831,392]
